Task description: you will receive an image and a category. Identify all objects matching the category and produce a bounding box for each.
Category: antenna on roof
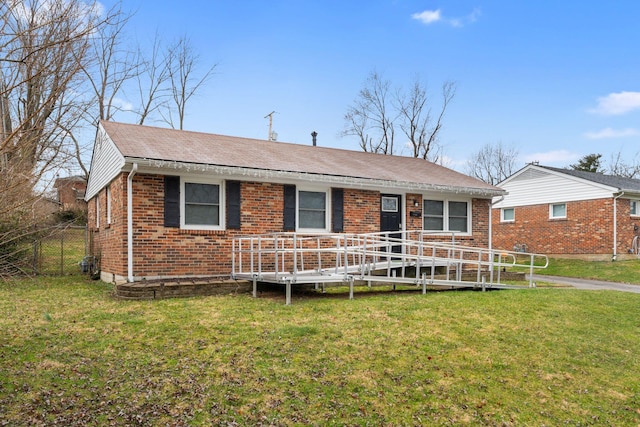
[264,111,278,141]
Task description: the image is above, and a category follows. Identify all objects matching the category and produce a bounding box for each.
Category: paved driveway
[530,274,640,294]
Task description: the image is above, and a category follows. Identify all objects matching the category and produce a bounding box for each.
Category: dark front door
[380,194,402,254]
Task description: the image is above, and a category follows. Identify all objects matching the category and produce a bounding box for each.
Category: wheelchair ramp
[232,231,548,304]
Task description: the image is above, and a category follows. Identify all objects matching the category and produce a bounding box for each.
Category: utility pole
[264,111,277,141]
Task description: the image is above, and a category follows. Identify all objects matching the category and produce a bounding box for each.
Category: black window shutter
[283,184,296,231]
[332,188,344,232]
[226,181,241,229]
[164,176,180,227]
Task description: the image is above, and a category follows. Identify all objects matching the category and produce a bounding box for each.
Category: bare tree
[343,70,456,160]
[342,71,395,154]
[0,0,108,275]
[608,151,640,178]
[135,33,171,125]
[81,7,139,123]
[466,141,519,185]
[397,78,456,161]
[163,36,216,130]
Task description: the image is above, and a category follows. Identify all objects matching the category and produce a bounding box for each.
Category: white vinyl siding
[494,167,614,209]
[85,125,126,201]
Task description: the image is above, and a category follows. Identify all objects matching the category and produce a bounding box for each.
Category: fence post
[60,228,64,275]
[32,240,39,274]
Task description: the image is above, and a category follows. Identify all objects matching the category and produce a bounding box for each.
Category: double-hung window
[298,190,327,230]
[424,200,444,230]
[423,199,469,233]
[183,181,222,229]
[631,200,639,216]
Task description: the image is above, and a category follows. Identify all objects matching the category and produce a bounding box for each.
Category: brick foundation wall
[492,198,640,256]
[88,173,494,281]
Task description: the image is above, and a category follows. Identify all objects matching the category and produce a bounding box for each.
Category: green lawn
[1,276,640,426]
[524,257,640,284]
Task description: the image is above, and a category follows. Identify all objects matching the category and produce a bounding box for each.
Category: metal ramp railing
[232,230,549,304]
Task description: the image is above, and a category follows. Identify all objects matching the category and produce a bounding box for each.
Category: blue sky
[112,1,640,172]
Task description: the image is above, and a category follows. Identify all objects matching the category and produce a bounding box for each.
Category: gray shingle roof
[541,166,640,193]
[101,120,502,195]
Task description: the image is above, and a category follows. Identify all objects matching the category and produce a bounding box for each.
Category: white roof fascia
[127,157,504,198]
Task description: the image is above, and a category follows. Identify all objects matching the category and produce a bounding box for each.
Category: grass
[533,258,640,284]
[508,256,640,284]
[37,227,86,275]
[2,276,640,425]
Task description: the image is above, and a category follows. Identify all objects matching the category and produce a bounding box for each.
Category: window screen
[185,183,220,226]
[299,191,326,229]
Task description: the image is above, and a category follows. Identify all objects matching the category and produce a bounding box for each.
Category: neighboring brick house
[85,121,504,283]
[54,176,87,212]
[492,163,640,260]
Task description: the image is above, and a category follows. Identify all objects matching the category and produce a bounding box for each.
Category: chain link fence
[33,225,88,275]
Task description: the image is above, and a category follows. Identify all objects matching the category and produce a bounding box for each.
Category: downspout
[489,195,505,251]
[127,163,138,282]
[612,191,624,261]
[489,195,505,283]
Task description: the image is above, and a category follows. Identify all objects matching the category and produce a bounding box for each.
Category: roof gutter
[127,163,138,282]
[613,191,624,261]
[124,157,505,198]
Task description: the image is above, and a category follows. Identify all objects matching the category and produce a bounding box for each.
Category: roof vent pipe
[311,131,317,146]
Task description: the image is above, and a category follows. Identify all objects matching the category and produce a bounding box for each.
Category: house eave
[125,157,505,198]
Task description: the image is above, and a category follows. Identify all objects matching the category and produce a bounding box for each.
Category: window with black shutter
[332,188,344,232]
[226,181,241,229]
[283,185,296,231]
[164,176,180,227]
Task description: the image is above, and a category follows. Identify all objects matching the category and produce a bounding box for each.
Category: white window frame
[422,197,472,235]
[95,196,100,229]
[180,177,225,230]
[501,207,515,223]
[381,196,399,213]
[106,186,111,225]
[631,199,640,217]
[549,203,567,219]
[297,186,330,232]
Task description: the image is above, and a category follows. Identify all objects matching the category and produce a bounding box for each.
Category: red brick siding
[344,189,379,233]
[88,174,128,278]
[492,198,639,255]
[88,173,494,280]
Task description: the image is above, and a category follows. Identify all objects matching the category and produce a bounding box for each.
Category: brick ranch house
[53,175,87,212]
[85,121,505,284]
[492,163,640,260]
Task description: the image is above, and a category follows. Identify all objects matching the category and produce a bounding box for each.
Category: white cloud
[109,97,134,112]
[412,8,481,27]
[522,150,578,165]
[411,9,442,25]
[584,127,640,139]
[590,91,640,115]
